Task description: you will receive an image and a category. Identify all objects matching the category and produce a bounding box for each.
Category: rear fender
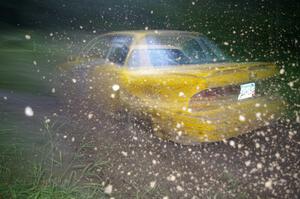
[119,70,208,112]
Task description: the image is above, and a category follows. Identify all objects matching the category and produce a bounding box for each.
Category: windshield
[128,34,229,68]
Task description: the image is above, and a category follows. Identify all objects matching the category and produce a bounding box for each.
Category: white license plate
[238,82,255,100]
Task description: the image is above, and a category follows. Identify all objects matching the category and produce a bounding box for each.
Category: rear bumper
[151,96,286,144]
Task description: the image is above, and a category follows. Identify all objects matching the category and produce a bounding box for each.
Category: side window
[85,36,111,60]
[107,45,129,65]
[107,35,133,66]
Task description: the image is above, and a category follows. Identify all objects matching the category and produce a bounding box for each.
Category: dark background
[1,0,299,31]
[1,0,299,58]
[0,0,299,101]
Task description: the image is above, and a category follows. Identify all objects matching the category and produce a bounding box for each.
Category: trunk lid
[183,62,281,112]
[162,62,279,87]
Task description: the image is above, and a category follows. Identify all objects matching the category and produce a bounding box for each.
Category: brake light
[191,85,240,101]
[188,85,240,111]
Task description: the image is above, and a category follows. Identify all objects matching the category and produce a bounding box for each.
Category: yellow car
[60,30,285,144]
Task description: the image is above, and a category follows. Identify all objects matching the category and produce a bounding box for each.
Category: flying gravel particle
[25,106,34,117]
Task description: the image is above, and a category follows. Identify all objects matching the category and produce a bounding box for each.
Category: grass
[0,30,47,94]
[205,171,249,199]
[0,25,71,95]
[133,182,169,199]
[0,116,108,199]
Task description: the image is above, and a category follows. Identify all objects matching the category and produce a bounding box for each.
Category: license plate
[238,82,255,100]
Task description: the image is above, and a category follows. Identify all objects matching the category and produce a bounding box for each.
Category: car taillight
[188,85,240,112]
[190,85,240,101]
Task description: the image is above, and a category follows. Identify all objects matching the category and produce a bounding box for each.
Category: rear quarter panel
[119,69,208,113]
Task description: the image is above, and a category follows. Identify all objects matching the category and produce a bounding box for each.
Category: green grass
[0,29,44,94]
[205,171,249,199]
[0,115,108,199]
[131,181,169,199]
[0,26,70,95]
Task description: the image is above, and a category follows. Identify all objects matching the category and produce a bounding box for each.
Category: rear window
[128,34,229,68]
[128,48,190,68]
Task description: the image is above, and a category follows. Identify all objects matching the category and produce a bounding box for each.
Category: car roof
[103,30,200,37]
[81,30,200,55]
[131,44,182,50]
